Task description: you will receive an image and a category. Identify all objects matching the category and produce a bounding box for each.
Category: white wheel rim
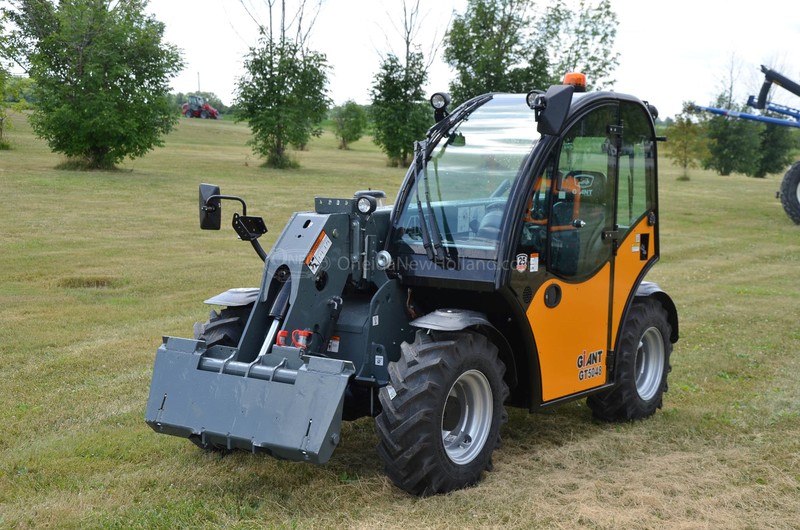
[441,369,493,465]
[635,326,665,401]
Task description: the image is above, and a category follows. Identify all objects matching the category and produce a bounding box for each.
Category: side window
[548,105,616,278]
[617,102,656,229]
[518,156,557,264]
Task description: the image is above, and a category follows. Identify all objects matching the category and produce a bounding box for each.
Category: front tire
[780,161,800,225]
[375,330,509,496]
[189,304,252,453]
[587,298,672,421]
[193,305,252,348]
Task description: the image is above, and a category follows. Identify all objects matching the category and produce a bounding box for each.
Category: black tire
[780,161,800,225]
[375,329,509,496]
[189,305,252,453]
[192,305,252,348]
[184,109,192,118]
[587,298,672,421]
[200,110,209,119]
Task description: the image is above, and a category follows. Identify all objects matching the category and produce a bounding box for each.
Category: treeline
[2,77,229,117]
[0,0,620,168]
[0,0,622,168]
[0,71,372,147]
[7,0,793,177]
[665,100,799,180]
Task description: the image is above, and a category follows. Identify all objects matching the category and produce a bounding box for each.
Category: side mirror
[199,183,221,230]
[530,84,574,136]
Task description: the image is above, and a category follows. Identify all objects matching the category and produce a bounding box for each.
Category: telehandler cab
[146,73,679,496]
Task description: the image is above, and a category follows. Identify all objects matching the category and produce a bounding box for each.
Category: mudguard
[410,308,490,330]
[203,287,259,307]
[145,337,355,464]
[636,281,679,343]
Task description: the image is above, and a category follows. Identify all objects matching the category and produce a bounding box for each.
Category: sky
[146,0,800,119]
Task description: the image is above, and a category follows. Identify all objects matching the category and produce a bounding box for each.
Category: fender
[203,287,259,307]
[635,281,679,343]
[410,309,519,389]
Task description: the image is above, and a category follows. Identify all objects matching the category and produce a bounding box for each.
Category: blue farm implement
[691,65,800,223]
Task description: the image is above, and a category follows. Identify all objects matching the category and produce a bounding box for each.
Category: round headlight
[526,90,544,110]
[357,196,375,215]
[375,250,392,270]
[430,92,451,110]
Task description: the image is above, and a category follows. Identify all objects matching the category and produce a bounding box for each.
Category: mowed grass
[1,110,799,529]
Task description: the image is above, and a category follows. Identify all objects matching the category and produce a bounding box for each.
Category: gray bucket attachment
[145,337,355,464]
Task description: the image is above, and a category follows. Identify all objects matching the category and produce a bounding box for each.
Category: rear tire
[193,305,252,348]
[587,298,672,421]
[375,330,509,496]
[780,161,800,225]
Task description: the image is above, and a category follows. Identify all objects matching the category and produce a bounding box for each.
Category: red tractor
[182,95,219,119]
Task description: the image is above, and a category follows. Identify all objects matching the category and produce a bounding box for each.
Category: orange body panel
[526,216,656,403]
[527,264,611,401]
[611,217,656,343]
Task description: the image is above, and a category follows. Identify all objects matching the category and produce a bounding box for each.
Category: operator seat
[549,175,581,275]
[570,171,607,275]
[477,203,505,239]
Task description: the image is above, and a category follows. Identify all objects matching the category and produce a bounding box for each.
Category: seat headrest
[566,171,605,203]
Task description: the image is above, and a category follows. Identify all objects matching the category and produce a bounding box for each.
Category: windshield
[393,94,542,259]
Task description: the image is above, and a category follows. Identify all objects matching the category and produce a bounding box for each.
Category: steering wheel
[486,200,506,212]
[489,179,511,198]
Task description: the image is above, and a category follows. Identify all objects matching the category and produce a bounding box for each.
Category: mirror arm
[204,194,248,216]
[250,240,267,262]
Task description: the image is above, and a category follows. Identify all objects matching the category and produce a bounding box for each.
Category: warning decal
[305,230,332,274]
[529,253,539,272]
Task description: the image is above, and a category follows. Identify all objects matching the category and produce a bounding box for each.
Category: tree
[699,58,797,178]
[5,75,36,106]
[699,104,796,178]
[444,0,619,103]
[700,93,761,176]
[370,52,429,166]
[332,100,367,149]
[700,60,759,176]
[752,118,796,178]
[234,1,329,168]
[533,0,619,88]
[664,105,708,180]
[236,38,329,168]
[444,0,545,104]
[2,0,183,169]
[370,1,431,166]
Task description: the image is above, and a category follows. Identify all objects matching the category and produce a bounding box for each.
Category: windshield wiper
[412,140,435,261]
[413,140,448,266]
[421,145,448,265]
[409,95,494,268]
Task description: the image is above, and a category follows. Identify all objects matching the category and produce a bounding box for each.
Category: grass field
[1,110,799,529]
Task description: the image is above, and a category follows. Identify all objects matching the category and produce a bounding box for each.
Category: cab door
[520,103,618,402]
[609,101,660,346]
